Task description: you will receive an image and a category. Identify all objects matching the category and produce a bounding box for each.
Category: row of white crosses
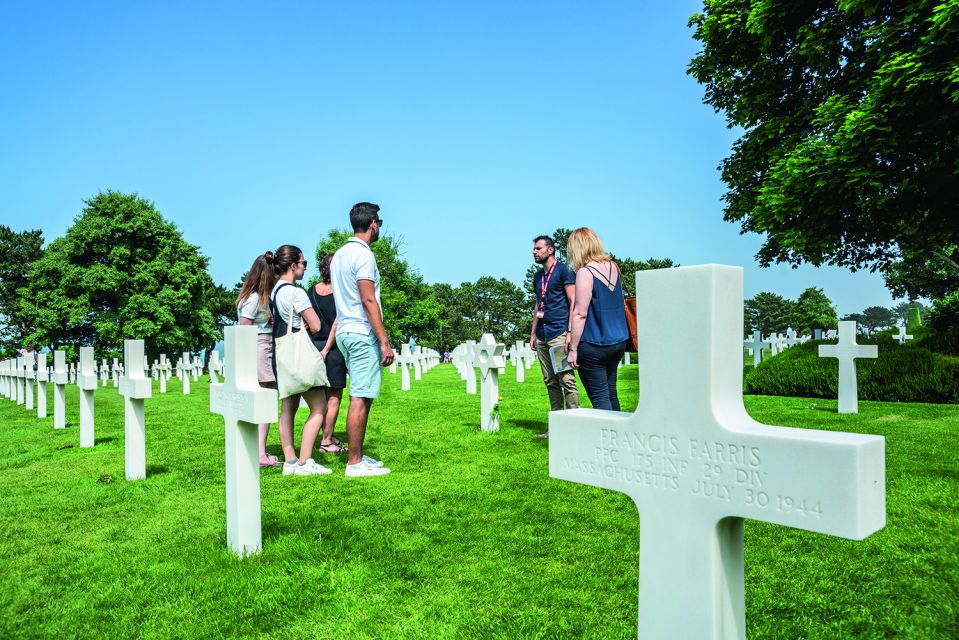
[392,344,440,391]
[549,265,886,639]
[743,327,813,366]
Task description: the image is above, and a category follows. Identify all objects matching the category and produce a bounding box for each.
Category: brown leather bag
[614,262,638,352]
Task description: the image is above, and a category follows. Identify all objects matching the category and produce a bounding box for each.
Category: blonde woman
[566,227,630,410]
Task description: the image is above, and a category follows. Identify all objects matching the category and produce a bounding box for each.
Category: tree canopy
[688,1,959,273]
[0,226,44,356]
[19,191,223,359]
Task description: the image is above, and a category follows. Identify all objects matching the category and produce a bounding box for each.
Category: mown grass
[0,365,956,639]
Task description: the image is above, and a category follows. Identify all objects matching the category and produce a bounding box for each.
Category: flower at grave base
[498,396,504,401]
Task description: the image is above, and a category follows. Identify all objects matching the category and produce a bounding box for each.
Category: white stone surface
[819,320,878,414]
[894,326,913,345]
[397,345,413,391]
[53,351,67,429]
[474,334,505,432]
[464,340,477,395]
[119,340,152,480]
[36,353,48,418]
[159,355,169,393]
[549,265,886,640]
[210,326,279,557]
[78,348,98,447]
[24,358,34,411]
[179,353,191,394]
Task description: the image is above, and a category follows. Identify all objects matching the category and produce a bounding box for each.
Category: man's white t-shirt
[270,281,311,330]
[331,237,382,336]
[237,292,273,334]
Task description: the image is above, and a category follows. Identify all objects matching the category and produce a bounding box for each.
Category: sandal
[319,441,347,453]
[259,454,279,467]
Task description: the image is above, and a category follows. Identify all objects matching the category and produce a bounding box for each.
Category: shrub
[744,338,959,403]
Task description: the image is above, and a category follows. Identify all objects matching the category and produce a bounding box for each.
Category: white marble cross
[210,326,279,557]
[397,345,413,391]
[179,353,191,394]
[818,320,878,414]
[208,350,222,383]
[894,325,914,345]
[23,357,35,411]
[464,340,477,395]
[119,340,152,480]
[78,347,98,447]
[549,265,885,640]
[159,355,169,393]
[474,333,505,432]
[36,353,48,418]
[100,358,109,387]
[111,358,120,387]
[53,351,67,429]
[745,330,771,367]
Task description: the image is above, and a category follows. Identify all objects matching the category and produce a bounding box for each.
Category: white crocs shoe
[345,459,391,477]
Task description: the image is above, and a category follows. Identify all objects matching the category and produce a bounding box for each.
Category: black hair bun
[264,251,275,264]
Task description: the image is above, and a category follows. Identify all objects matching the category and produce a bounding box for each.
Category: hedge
[744,337,959,403]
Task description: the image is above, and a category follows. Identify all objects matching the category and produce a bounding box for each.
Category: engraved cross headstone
[397,344,413,391]
[53,350,67,429]
[210,326,278,557]
[119,340,152,480]
[77,347,98,447]
[818,320,878,414]
[549,265,886,640]
[179,353,191,394]
[464,340,477,395]
[23,357,34,411]
[474,333,505,432]
[159,354,169,393]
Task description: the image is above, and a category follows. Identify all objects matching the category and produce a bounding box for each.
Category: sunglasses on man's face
[298,260,308,268]
[374,218,384,227]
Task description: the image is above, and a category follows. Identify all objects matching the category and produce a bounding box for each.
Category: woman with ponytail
[270,244,331,477]
[236,251,279,467]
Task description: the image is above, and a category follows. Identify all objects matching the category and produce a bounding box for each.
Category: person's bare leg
[298,388,328,463]
[258,423,273,463]
[346,396,373,465]
[279,395,299,461]
[321,389,343,447]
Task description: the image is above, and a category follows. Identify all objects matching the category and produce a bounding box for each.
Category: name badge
[535,311,545,319]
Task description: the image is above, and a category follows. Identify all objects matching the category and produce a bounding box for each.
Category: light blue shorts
[337,332,383,399]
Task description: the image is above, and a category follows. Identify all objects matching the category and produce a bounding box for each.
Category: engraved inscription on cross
[549,265,886,640]
[210,326,278,557]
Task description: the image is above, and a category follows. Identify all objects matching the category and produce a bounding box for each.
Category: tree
[688,2,959,274]
[793,287,838,334]
[202,281,239,368]
[744,292,796,336]
[858,306,897,334]
[892,301,928,327]
[0,226,44,356]
[841,313,868,334]
[19,191,222,359]
[315,229,441,347]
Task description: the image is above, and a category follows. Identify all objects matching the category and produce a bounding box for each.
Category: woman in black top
[307,253,348,453]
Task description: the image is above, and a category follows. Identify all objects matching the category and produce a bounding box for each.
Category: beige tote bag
[274,291,329,399]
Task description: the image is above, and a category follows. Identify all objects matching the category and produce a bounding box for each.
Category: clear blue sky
[0,1,898,316]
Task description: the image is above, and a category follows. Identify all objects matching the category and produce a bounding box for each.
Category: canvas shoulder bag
[271,283,329,399]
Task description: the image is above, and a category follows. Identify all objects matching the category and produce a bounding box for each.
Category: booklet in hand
[549,344,572,374]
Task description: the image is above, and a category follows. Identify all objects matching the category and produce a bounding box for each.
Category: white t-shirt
[237,292,273,334]
[331,237,382,336]
[270,281,311,331]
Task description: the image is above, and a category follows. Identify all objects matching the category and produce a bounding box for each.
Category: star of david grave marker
[549,265,885,640]
[210,326,278,557]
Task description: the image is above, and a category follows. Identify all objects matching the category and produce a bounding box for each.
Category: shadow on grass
[511,419,547,432]
[146,464,169,476]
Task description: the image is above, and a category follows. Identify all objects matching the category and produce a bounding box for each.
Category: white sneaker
[282,461,298,476]
[362,454,384,468]
[345,460,391,477]
[293,459,333,476]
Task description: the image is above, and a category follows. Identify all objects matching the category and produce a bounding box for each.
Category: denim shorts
[337,331,383,399]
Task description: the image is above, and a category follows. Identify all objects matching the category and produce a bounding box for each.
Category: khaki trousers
[536,333,580,411]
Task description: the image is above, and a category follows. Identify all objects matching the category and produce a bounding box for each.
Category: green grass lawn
[0,365,957,639]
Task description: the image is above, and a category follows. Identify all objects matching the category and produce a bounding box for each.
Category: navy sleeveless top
[581,263,630,346]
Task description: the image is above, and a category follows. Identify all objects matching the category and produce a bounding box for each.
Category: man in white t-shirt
[331,202,395,477]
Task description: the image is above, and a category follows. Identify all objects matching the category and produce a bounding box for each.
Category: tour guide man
[529,235,580,436]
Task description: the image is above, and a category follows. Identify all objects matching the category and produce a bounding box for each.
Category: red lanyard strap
[540,263,557,308]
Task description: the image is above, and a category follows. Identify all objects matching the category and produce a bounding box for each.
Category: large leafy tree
[19,191,221,359]
[315,229,441,347]
[688,1,959,273]
[793,287,838,334]
[0,226,44,356]
[745,291,796,335]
